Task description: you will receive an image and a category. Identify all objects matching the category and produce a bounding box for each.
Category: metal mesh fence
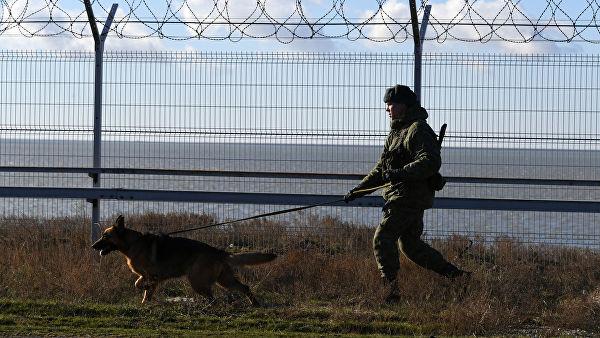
[0,51,599,254]
[423,54,600,249]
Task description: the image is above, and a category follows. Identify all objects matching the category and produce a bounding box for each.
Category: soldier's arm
[401,123,441,180]
[352,144,388,196]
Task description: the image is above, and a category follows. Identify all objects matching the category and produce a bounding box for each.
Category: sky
[1,0,600,54]
[1,0,599,147]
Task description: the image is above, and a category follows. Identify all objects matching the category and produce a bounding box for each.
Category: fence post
[84,0,118,244]
[408,1,432,104]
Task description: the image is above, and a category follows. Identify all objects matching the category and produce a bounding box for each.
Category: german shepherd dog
[92,215,276,306]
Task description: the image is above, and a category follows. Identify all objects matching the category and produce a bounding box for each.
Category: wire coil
[1,0,599,43]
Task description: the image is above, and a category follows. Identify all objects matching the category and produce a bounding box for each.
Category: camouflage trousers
[373,202,457,281]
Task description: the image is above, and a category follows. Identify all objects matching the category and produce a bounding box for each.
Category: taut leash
[167,183,391,236]
[167,198,344,235]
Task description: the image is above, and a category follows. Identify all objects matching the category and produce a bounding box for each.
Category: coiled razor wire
[1,0,600,43]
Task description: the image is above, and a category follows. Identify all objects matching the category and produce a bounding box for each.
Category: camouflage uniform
[351,104,461,281]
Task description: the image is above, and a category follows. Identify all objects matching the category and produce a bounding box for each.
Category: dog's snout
[91,239,101,249]
[91,238,106,250]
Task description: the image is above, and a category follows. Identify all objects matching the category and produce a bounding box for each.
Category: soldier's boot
[442,266,472,301]
[382,277,401,304]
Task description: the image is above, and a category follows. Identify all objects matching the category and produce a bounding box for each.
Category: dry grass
[1,213,599,335]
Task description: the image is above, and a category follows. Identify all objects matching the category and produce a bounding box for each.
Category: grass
[1,212,600,336]
[0,298,428,337]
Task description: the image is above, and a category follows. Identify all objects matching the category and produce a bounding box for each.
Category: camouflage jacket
[353,105,441,209]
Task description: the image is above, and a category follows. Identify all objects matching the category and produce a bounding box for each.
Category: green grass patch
[0,298,429,337]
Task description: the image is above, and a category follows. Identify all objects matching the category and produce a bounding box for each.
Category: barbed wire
[1,0,599,43]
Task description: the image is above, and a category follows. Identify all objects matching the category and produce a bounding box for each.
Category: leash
[167,198,344,235]
[166,183,391,236]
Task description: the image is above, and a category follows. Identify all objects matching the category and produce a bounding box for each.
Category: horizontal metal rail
[0,166,357,180]
[1,166,599,187]
[0,187,598,213]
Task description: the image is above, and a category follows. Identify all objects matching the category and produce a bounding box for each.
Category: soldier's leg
[398,208,464,277]
[373,206,405,281]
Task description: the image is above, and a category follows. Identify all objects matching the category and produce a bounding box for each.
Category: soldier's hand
[383,169,407,182]
[344,190,358,203]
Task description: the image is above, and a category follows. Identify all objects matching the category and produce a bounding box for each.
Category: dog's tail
[227,252,277,266]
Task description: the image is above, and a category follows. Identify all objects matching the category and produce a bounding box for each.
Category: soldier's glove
[344,190,359,203]
[383,169,408,182]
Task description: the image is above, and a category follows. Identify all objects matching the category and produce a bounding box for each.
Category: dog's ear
[115,215,125,229]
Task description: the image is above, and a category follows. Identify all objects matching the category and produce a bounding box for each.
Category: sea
[0,139,599,247]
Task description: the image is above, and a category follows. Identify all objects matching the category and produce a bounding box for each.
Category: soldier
[344,85,469,303]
